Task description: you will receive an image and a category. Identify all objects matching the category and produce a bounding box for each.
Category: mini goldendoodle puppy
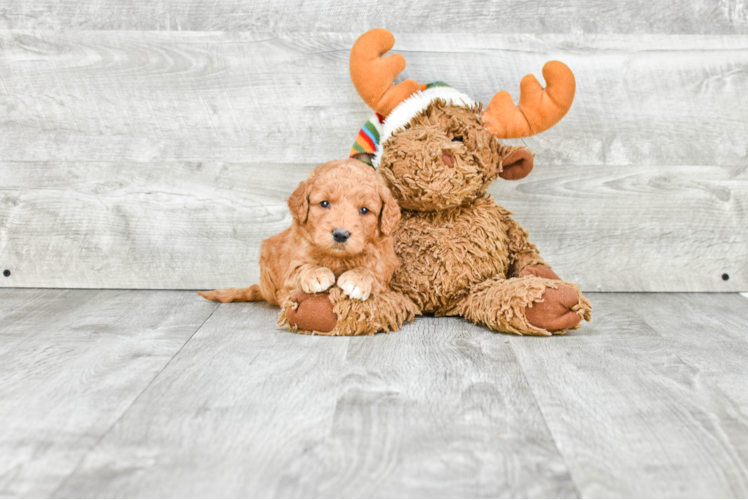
[199,159,401,328]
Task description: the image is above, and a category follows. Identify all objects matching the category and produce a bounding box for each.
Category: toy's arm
[503,213,557,279]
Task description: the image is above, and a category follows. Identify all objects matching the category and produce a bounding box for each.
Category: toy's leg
[453,277,591,336]
[279,288,419,336]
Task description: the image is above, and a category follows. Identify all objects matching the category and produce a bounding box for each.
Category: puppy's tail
[198,284,264,303]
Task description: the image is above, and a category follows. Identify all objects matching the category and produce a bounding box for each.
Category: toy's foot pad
[281,288,420,336]
[284,289,337,333]
[525,285,586,332]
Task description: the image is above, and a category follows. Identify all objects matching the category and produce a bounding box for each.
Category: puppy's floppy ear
[288,179,312,223]
[378,184,401,235]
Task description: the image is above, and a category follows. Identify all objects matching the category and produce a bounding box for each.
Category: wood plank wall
[0,2,746,291]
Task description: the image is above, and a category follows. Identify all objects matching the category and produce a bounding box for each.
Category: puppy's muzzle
[332,229,350,243]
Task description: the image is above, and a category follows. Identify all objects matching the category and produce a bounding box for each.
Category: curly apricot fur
[199,159,418,336]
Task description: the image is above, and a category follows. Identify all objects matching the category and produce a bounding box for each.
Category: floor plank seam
[506,339,583,499]
[47,300,222,497]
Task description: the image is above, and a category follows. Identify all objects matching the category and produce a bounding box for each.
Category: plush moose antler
[349,28,421,117]
[350,28,575,138]
[482,61,576,138]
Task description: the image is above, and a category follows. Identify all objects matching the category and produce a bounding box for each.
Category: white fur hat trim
[372,86,477,168]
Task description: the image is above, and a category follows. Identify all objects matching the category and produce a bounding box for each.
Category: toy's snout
[442,150,455,168]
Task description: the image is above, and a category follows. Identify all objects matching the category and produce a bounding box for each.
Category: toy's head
[349,29,575,212]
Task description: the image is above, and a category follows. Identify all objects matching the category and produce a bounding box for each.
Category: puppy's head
[288,159,400,256]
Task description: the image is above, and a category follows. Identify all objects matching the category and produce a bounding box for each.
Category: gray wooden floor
[1,290,746,498]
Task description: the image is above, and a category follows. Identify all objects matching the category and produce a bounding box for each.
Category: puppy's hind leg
[198,284,263,303]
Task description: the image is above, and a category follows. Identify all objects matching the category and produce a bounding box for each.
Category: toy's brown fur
[389,196,543,315]
[376,100,591,335]
[379,102,511,211]
[279,287,419,336]
[199,159,418,335]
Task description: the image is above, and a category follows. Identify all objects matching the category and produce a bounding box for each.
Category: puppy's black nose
[332,229,350,243]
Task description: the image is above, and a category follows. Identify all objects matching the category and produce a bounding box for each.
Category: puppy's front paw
[300,267,336,294]
[337,270,374,301]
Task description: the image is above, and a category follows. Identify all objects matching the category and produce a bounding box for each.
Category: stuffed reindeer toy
[287,28,591,336]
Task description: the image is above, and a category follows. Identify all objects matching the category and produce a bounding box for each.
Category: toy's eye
[320,200,329,208]
[452,136,463,143]
[359,207,370,215]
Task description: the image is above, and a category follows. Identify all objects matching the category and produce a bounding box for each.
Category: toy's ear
[378,184,401,235]
[288,179,312,223]
[499,149,534,181]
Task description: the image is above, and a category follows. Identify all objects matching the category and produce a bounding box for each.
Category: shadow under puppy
[199,159,418,335]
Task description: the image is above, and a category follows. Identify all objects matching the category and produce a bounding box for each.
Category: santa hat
[350,82,476,168]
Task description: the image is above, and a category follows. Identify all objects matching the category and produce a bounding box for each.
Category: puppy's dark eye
[359,207,369,215]
[320,200,329,208]
[452,136,463,143]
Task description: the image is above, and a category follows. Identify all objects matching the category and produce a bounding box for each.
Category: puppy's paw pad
[301,268,336,294]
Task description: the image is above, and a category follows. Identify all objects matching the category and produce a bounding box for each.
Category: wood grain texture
[0,161,311,289]
[0,31,747,167]
[54,305,576,498]
[1,0,747,33]
[21,291,746,497]
[498,163,748,293]
[305,318,576,498]
[1,31,746,291]
[508,293,748,497]
[621,293,748,427]
[0,289,218,498]
[54,302,355,498]
[1,162,745,291]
